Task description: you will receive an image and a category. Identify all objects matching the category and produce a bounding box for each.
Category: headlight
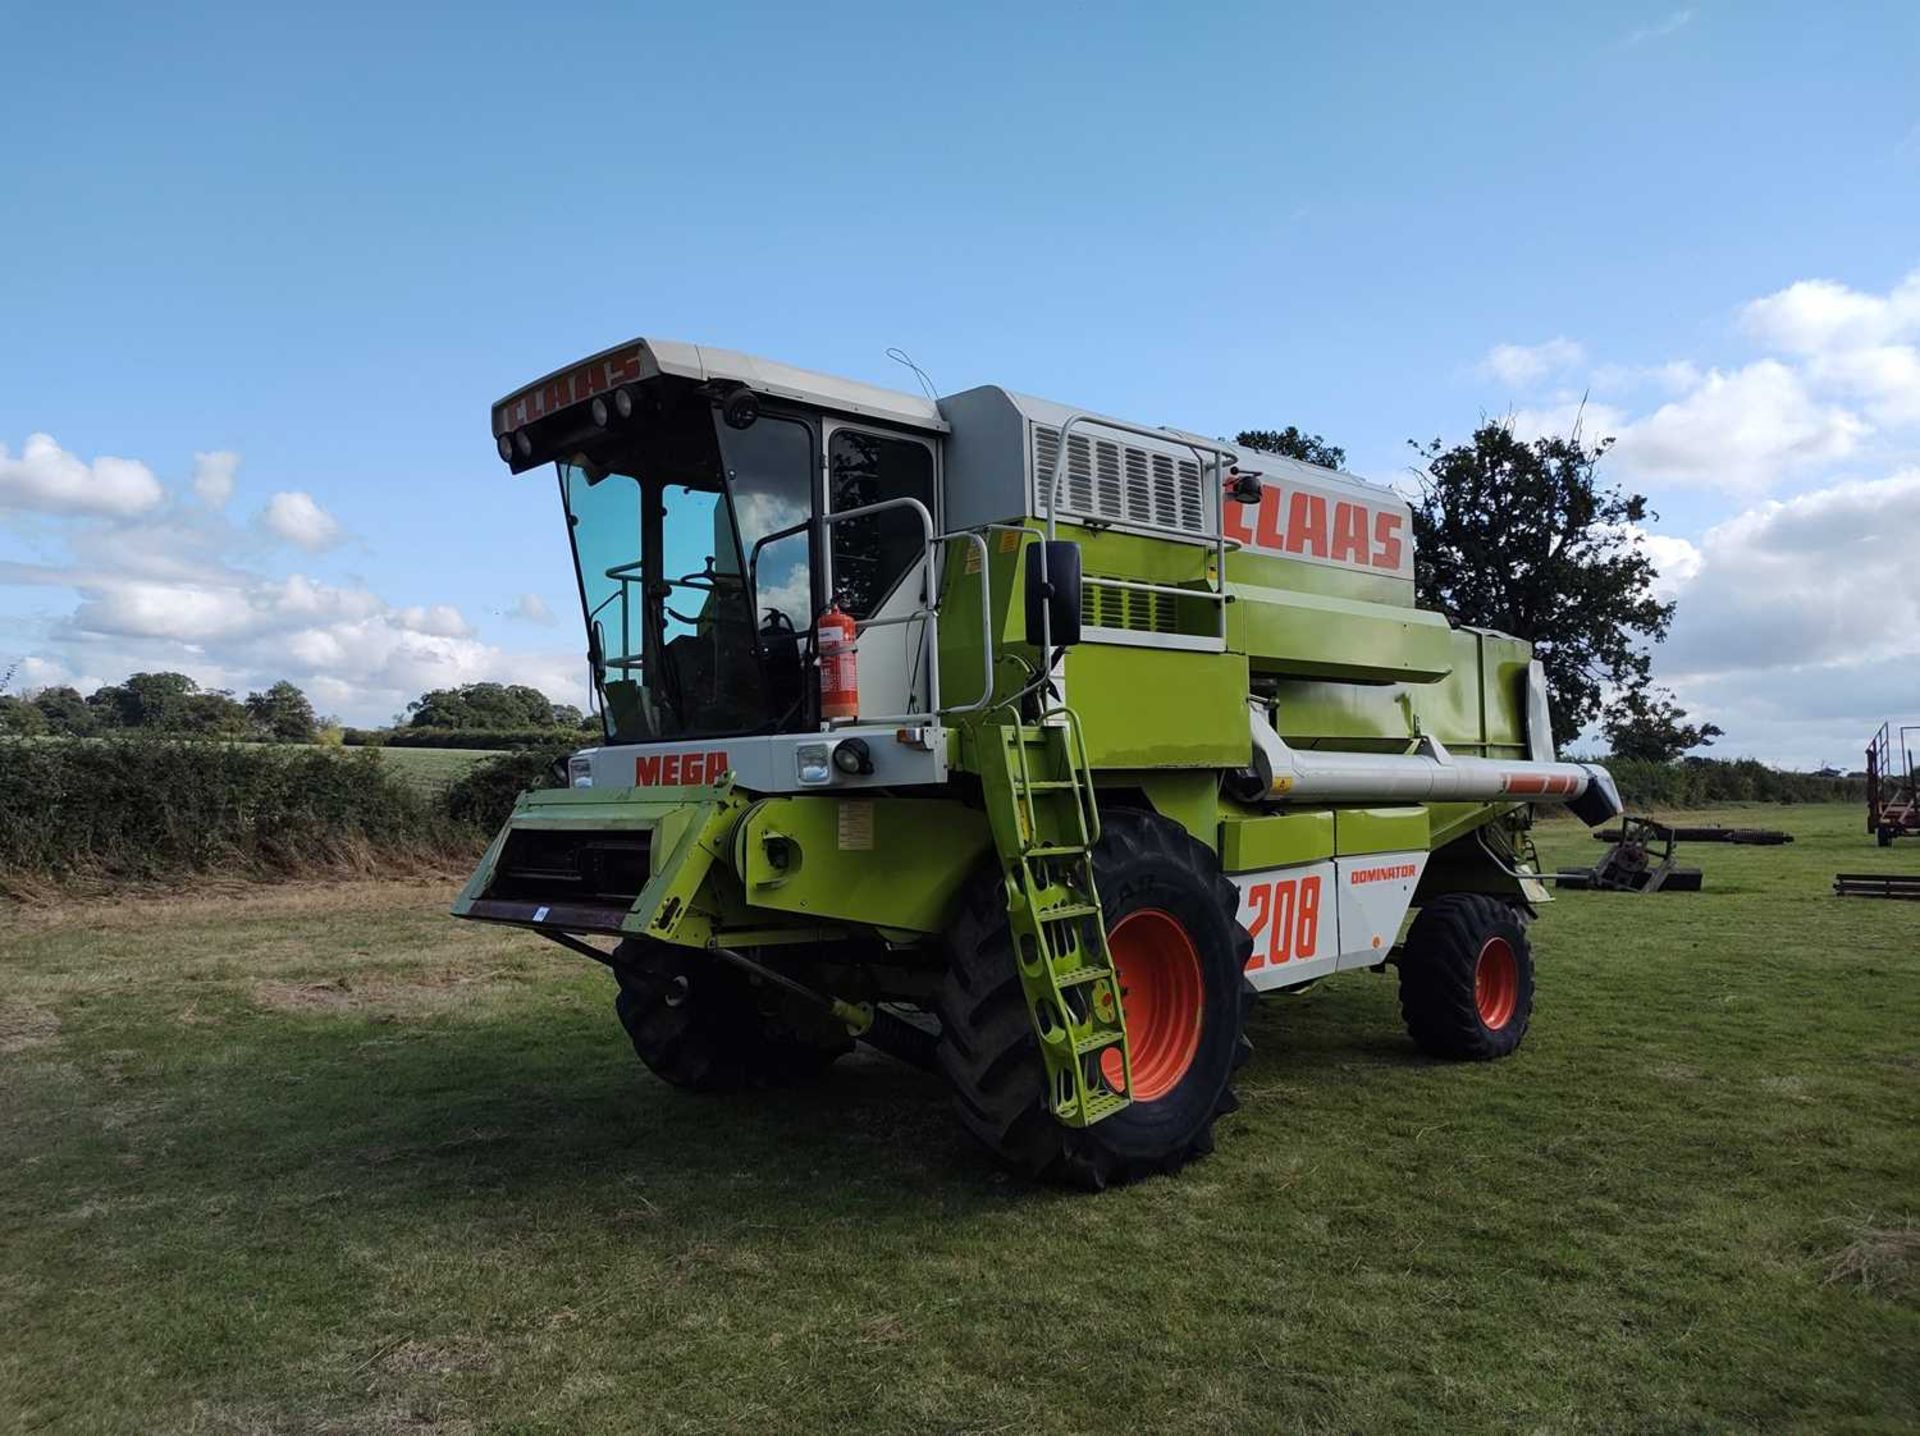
[568,755,593,788]
[796,743,832,786]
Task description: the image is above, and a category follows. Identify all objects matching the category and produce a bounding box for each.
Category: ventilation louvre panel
[1032,424,1216,539]
[1083,580,1178,634]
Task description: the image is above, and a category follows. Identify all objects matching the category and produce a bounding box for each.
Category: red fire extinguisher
[818,603,859,720]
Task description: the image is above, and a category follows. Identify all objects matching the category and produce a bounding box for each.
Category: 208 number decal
[1243,875,1323,969]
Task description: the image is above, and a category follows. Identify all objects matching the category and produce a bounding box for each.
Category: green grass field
[2,803,1914,1434]
[370,746,508,796]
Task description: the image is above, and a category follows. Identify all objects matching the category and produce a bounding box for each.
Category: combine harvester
[454,339,1620,1186]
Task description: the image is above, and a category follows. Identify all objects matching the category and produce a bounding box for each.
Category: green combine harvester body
[454,338,1620,1186]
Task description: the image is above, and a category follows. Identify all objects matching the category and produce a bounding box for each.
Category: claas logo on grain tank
[1224,479,1410,578]
[634,750,730,786]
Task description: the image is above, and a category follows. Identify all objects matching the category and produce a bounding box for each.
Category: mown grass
[1,805,1914,1434]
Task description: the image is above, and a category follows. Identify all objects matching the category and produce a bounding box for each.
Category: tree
[407,682,564,730]
[1235,427,1347,471]
[1409,423,1674,749]
[32,685,93,736]
[90,671,201,729]
[86,684,129,729]
[77,672,252,733]
[1601,684,1723,762]
[245,681,319,743]
[182,689,252,736]
[0,694,48,736]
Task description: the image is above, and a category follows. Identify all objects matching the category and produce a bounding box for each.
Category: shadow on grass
[91,972,1440,1232]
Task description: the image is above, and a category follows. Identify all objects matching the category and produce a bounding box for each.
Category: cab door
[822,423,939,719]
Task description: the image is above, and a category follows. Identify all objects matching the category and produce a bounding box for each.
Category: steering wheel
[672,556,736,592]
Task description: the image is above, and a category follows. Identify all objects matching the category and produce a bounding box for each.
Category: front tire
[612,939,852,1092]
[936,809,1254,1188]
[1397,893,1534,1060]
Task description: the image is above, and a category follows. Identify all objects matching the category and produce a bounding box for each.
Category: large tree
[32,685,94,736]
[87,671,206,730]
[1234,427,1347,471]
[407,681,566,730]
[0,694,47,736]
[1601,684,1723,762]
[245,681,320,743]
[1409,424,1675,749]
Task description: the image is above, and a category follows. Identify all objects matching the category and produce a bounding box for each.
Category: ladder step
[1073,1029,1124,1055]
[1020,780,1080,791]
[1078,1091,1129,1123]
[1053,964,1112,987]
[1035,902,1099,923]
[1024,843,1088,858]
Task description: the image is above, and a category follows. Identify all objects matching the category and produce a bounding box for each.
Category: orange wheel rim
[1475,936,1518,1030]
[1106,907,1204,1101]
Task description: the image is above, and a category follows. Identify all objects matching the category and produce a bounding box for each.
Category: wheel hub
[1102,907,1205,1101]
[1474,936,1518,1029]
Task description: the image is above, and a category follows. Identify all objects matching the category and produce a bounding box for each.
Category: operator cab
[494,341,944,749]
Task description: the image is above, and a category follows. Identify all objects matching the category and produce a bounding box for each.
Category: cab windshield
[562,408,816,742]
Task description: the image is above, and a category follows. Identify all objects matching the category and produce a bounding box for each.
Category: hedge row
[1,734,1867,895]
[0,737,559,893]
[343,727,591,750]
[1584,756,1866,809]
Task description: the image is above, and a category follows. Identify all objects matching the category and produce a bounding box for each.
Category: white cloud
[1607,361,1869,494]
[1506,398,1629,447]
[0,434,165,517]
[8,654,103,697]
[191,450,239,506]
[1642,469,1920,765]
[72,581,259,643]
[1590,359,1703,396]
[41,562,580,724]
[1619,8,1693,47]
[1478,338,1586,388]
[510,592,557,626]
[259,490,343,551]
[1807,345,1920,427]
[0,442,580,725]
[1492,272,1920,497]
[1634,529,1702,601]
[394,603,471,638]
[1742,271,1920,354]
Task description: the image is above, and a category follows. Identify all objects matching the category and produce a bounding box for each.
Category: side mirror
[1024,539,1083,649]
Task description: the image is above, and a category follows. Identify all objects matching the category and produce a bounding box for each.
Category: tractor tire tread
[612,939,850,1092]
[1397,892,1534,1062]
[936,808,1254,1189]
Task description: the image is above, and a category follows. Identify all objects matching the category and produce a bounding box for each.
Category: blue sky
[3,1,1918,764]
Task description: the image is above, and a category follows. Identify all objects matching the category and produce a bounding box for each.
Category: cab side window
[828,430,936,619]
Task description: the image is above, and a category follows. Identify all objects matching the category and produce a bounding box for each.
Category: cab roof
[492,337,948,439]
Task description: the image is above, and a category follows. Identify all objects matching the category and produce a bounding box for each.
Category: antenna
[886,347,938,403]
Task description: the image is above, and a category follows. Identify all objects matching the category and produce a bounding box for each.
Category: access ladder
[975,710,1132,1126]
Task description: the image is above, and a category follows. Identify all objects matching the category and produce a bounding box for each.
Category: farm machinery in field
[1865,722,1920,846]
[452,338,1621,1186]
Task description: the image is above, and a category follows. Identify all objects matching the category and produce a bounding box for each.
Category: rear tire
[936,809,1254,1189]
[1397,893,1534,1061]
[612,939,852,1092]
